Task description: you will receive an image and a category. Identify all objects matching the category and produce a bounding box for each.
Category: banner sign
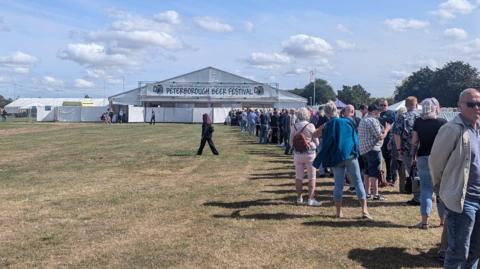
[146,83,268,97]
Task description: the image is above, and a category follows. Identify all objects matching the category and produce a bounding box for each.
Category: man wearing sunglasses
[430,88,480,268]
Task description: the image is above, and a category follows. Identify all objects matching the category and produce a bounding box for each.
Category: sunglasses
[379,104,387,107]
[465,102,480,108]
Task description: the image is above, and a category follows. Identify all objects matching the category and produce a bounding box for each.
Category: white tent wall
[56,107,82,122]
[145,107,223,123]
[193,108,212,123]
[128,106,145,122]
[274,102,305,109]
[36,106,55,122]
[213,108,230,123]
[81,107,107,122]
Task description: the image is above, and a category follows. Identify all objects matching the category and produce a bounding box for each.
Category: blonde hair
[296,107,311,121]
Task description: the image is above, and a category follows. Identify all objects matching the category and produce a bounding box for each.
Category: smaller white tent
[388,100,422,111]
[5,98,108,114]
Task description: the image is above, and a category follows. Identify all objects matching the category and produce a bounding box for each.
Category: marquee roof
[110,67,307,105]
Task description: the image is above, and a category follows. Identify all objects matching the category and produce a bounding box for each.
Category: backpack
[292,124,311,153]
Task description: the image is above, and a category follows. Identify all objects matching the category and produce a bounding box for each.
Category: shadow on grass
[213,210,312,220]
[347,247,442,269]
[203,199,289,209]
[263,181,334,187]
[249,172,296,180]
[303,219,409,228]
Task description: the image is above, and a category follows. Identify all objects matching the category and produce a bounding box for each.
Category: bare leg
[335,201,343,218]
[370,177,379,196]
[360,199,369,215]
[308,179,316,200]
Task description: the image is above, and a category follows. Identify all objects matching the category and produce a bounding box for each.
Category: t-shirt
[465,120,480,200]
[412,118,447,156]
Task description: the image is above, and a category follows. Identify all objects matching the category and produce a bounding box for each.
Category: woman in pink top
[290,107,321,206]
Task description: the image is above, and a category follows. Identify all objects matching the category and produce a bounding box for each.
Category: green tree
[394,67,435,102]
[394,61,480,106]
[337,84,371,108]
[0,95,12,108]
[291,79,336,105]
[430,61,480,107]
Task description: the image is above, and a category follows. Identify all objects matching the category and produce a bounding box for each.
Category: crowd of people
[226,88,480,268]
[101,108,126,125]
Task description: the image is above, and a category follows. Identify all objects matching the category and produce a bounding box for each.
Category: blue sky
[0,0,479,99]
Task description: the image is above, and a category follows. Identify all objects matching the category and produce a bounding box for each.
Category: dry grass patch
[0,122,444,268]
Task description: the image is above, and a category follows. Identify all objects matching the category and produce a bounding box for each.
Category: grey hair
[420,98,439,119]
[324,101,338,118]
[296,107,311,121]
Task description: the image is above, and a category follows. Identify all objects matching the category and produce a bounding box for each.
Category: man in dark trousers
[378,99,396,183]
[150,110,155,125]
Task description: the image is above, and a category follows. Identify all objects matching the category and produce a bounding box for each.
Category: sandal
[414,222,429,229]
[362,213,373,220]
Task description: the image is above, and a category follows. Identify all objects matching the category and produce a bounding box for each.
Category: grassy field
[0,122,444,268]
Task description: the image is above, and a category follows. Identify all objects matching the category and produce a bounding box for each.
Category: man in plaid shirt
[358,104,392,200]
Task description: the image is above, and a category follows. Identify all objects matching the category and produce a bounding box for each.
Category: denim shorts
[363,150,381,178]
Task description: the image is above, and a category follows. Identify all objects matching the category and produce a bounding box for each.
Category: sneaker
[373,195,385,201]
[348,186,356,193]
[406,199,420,206]
[362,213,373,220]
[296,197,304,205]
[307,199,322,207]
[366,194,372,199]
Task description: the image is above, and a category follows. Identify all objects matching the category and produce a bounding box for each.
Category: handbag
[405,164,418,194]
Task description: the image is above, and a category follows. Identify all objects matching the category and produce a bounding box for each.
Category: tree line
[289,61,480,108]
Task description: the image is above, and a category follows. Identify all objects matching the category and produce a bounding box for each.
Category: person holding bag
[290,107,320,206]
[197,114,219,155]
[411,98,447,229]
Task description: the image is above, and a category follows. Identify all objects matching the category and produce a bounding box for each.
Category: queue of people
[227,88,480,268]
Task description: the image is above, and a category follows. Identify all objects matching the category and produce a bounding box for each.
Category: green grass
[0,122,443,268]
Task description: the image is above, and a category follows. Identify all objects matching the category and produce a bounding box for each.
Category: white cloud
[430,0,476,20]
[42,76,64,87]
[384,18,429,32]
[88,30,183,50]
[194,16,234,33]
[32,76,65,91]
[244,21,254,32]
[462,38,480,58]
[86,68,107,78]
[0,75,12,83]
[0,16,10,32]
[336,24,351,34]
[246,52,290,69]
[58,43,132,66]
[74,78,95,88]
[444,27,468,40]
[0,51,38,74]
[391,70,410,79]
[282,34,333,58]
[153,10,181,24]
[336,40,356,50]
[285,68,307,75]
